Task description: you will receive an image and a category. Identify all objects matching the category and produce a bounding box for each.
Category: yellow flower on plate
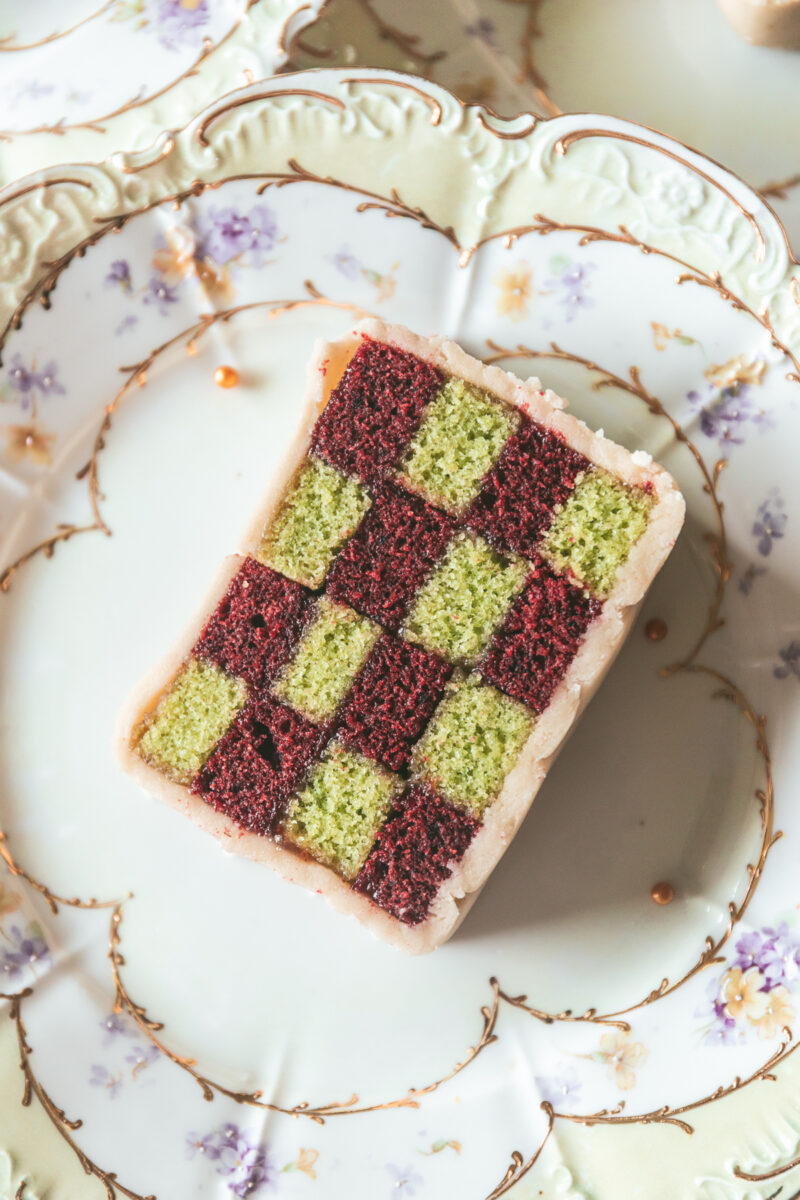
[595,1030,648,1091]
[152,226,235,302]
[194,256,235,303]
[0,881,21,917]
[704,354,766,389]
[750,985,795,1040]
[721,966,769,1023]
[2,424,55,466]
[153,226,197,286]
[295,1148,318,1179]
[494,263,533,322]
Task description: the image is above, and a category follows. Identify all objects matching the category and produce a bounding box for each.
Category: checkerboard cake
[117,320,685,953]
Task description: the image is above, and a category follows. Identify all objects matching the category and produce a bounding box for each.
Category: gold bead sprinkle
[214,365,239,389]
[651,881,674,906]
[645,617,667,642]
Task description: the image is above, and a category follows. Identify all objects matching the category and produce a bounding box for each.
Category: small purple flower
[696,974,740,1045]
[36,361,65,396]
[115,314,139,335]
[125,1042,161,1076]
[752,489,786,556]
[775,641,800,681]
[185,1131,222,1161]
[143,276,179,315]
[331,245,361,280]
[200,206,278,266]
[99,1012,135,1045]
[219,1139,271,1197]
[6,354,41,402]
[105,260,133,293]
[734,929,766,972]
[738,563,767,596]
[156,0,210,50]
[759,923,800,987]
[688,383,771,452]
[544,259,596,323]
[385,1164,424,1197]
[464,17,496,45]
[89,1063,122,1098]
[186,1124,273,1195]
[535,1065,582,1109]
[0,923,51,980]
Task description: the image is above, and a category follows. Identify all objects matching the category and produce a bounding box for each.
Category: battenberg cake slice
[117,319,685,954]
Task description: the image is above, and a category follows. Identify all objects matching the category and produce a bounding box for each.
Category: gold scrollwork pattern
[0,0,301,142]
[0,126,796,1195]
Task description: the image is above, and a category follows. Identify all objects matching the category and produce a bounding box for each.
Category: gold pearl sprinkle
[651,881,674,906]
[214,365,239,389]
[645,617,668,642]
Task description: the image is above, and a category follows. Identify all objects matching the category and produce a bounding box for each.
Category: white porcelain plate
[1,71,800,1199]
[0,0,327,185]
[291,0,800,250]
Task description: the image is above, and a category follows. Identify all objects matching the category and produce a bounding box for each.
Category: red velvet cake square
[311,338,441,485]
[193,557,313,689]
[191,692,324,836]
[326,483,455,631]
[337,634,451,771]
[354,785,479,925]
[466,413,589,558]
[480,558,602,712]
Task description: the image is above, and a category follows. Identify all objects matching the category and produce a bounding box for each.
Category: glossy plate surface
[0,71,799,1199]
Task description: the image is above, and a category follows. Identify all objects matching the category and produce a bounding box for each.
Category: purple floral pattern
[752,488,786,556]
[464,18,496,46]
[697,923,799,1044]
[199,206,279,267]
[687,382,771,454]
[89,1010,162,1098]
[185,1123,274,1196]
[774,642,800,681]
[385,1164,424,1197]
[330,244,398,302]
[740,488,786,595]
[534,1065,582,1109]
[110,0,211,51]
[4,355,66,411]
[156,0,210,50]
[0,922,51,982]
[543,254,596,321]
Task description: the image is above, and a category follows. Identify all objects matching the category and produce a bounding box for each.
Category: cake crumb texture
[466,413,589,558]
[541,469,654,596]
[413,673,534,815]
[405,531,528,663]
[326,483,455,631]
[283,742,401,879]
[274,597,380,724]
[337,634,451,771]
[192,691,322,834]
[193,557,313,688]
[312,337,441,484]
[137,658,247,781]
[400,377,516,511]
[355,785,479,924]
[481,557,602,712]
[258,456,371,588]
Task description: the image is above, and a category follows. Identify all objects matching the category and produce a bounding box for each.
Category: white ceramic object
[290,0,800,252]
[0,0,328,185]
[0,70,799,1200]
